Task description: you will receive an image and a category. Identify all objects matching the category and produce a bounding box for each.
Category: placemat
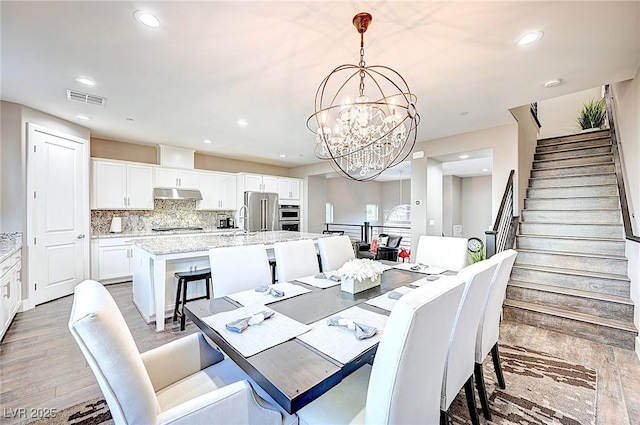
[295,272,341,289]
[226,281,311,306]
[393,262,447,274]
[203,305,310,357]
[296,306,388,364]
[364,286,414,311]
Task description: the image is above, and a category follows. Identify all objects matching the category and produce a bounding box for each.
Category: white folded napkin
[225,310,275,333]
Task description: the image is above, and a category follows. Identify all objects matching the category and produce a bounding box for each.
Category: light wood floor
[0,281,638,425]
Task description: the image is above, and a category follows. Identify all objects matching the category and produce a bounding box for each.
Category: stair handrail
[604,84,640,243]
[485,169,517,258]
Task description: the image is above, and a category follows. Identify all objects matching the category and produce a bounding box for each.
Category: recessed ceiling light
[458,154,470,159]
[203,139,212,144]
[76,114,91,120]
[279,154,286,158]
[517,31,543,45]
[544,79,562,88]
[74,77,95,86]
[134,10,160,28]
[237,119,249,128]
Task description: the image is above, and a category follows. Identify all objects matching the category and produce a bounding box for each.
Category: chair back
[366,276,466,424]
[274,239,320,282]
[68,280,160,425]
[317,235,355,271]
[208,244,272,297]
[476,249,518,362]
[415,235,468,271]
[441,259,498,410]
[385,235,402,249]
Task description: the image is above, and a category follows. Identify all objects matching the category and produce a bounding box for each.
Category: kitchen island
[131,230,329,331]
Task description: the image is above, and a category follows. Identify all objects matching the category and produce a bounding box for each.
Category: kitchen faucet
[235,205,248,235]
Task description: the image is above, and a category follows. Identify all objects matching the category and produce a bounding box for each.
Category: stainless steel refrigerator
[243,191,279,232]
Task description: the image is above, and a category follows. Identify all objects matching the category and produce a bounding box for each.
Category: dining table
[185,262,451,414]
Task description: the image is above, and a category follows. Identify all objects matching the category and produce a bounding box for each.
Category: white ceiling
[2,1,639,176]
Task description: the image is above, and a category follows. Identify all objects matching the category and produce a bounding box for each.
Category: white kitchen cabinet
[198,171,237,210]
[91,159,154,210]
[1,250,22,340]
[155,167,200,190]
[91,237,136,282]
[238,173,278,193]
[277,177,302,204]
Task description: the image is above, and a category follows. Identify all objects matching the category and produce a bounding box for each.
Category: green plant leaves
[577,97,606,130]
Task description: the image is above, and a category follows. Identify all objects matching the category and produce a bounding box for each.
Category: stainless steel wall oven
[279,205,300,231]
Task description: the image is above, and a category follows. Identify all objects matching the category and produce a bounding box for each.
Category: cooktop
[151,226,204,232]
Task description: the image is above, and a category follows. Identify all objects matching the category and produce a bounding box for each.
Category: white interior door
[28,123,89,305]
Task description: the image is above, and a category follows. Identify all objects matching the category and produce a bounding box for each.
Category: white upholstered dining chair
[317,235,355,272]
[68,279,297,425]
[440,259,498,425]
[474,249,518,420]
[208,244,272,298]
[273,239,320,282]
[296,275,467,425]
[414,235,469,271]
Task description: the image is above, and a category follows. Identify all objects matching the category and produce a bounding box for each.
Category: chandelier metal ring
[307,12,420,181]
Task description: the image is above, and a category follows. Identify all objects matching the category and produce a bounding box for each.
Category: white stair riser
[516,235,626,256]
[524,197,620,210]
[531,163,615,178]
[521,210,622,224]
[527,185,618,198]
[533,155,612,169]
[535,145,611,161]
[516,251,627,275]
[506,286,634,322]
[529,174,616,188]
[519,222,624,238]
[511,267,630,296]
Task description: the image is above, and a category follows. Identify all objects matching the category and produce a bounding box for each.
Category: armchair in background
[358,234,403,261]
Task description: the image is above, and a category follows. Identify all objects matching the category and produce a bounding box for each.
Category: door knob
[76,234,85,239]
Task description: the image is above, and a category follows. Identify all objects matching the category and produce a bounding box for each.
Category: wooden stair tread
[532,158,614,167]
[503,299,638,333]
[519,221,622,226]
[537,132,610,144]
[516,234,624,242]
[515,248,627,260]
[512,263,629,281]
[508,280,633,304]
[529,172,615,181]
[536,144,612,155]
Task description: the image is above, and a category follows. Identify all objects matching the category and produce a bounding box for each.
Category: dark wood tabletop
[185,265,424,414]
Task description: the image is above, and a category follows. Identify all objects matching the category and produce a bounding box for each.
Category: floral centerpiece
[338,258,386,294]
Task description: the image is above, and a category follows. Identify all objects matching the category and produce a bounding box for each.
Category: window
[326,202,334,223]
[386,204,411,222]
[366,204,378,222]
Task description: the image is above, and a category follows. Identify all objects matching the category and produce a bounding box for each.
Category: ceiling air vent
[66,89,107,106]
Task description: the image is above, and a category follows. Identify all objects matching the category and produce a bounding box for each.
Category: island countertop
[131,230,330,256]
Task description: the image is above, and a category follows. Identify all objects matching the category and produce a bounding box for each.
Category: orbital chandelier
[307,12,420,181]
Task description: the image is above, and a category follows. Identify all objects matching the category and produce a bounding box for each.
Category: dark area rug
[30,344,596,425]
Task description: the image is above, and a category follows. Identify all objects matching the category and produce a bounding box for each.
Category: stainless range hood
[153,187,203,201]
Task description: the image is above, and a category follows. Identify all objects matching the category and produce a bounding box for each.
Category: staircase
[503,129,638,350]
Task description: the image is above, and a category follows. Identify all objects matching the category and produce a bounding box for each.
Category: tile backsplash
[91,199,234,233]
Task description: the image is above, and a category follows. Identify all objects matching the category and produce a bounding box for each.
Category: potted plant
[577,97,607,132]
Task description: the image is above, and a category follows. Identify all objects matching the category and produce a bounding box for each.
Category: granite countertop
[0,233,22,264]
[92,228,232,239]
[132,230,330,256]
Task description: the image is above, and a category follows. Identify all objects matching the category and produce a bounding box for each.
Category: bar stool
[173,268,212,331]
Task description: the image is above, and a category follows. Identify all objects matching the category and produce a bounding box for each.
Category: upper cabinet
[91,159,154,210]
[154,167,200,189]
[240,173,278,193]
[277,178,302,204]
[198,171,237,210]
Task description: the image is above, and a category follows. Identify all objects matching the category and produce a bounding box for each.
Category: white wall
[326,178,383,225]
[442,175,462,237]
[461,175,492,239]
[306,175,327,233]
[511,105,541,217]
[381,179,410,222]
[410,124,518,255]
[537,87,603,139]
